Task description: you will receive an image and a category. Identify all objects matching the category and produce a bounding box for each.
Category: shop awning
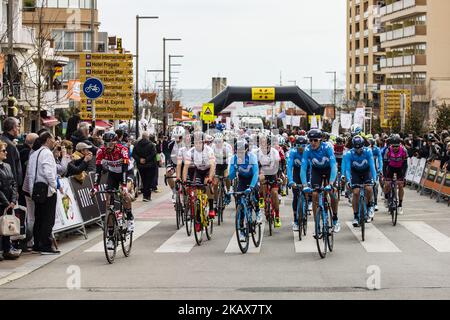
[94,120,112,129]
[41,116,60,127]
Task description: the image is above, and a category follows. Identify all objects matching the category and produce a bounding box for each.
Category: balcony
[380,0,427,21]
[364,47,369,55]
[0,26,35,48]
[380,25,427,45]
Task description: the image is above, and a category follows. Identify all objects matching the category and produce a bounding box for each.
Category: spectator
[53,141,71,177]
[0,141,21,261]
[66,109,80,140]
[61,140,74,158]
[92,128,105,148]
[441,142,450,171]
[0,117,23,189]
[162,135,170,166]
[70,122,92,150]
[19,133,39,188]
[66,143,94,182]
[25,132,60,255]
[132,132,157,202]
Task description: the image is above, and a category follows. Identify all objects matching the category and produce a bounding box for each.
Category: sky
[98,0,346,90]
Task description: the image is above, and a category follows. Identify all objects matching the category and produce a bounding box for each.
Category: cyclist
[256,133,282,228]
[343,136,377,227]
[287,136,308,231]
[229,139,262,242]
[276,136,288,197]
[167,126,186,202]
[369,138,383,211]
[383,135,408,215]
[212,132,233,207]
[182,131,216,220]
[301,129,341,233]
[94,132,134,249]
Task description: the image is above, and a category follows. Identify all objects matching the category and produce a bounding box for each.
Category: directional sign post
[83,78,104,130]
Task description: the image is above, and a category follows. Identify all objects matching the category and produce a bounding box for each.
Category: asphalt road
[1,185,450,300]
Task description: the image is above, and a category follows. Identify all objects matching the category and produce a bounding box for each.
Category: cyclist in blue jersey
[343,136,378,227]
[287,136,308,232]
[301,129,341,233]
[369,138,383,211]
[229,139,262,242]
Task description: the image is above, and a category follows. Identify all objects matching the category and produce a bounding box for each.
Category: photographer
[66,143,94,182]
[53,140,71,177]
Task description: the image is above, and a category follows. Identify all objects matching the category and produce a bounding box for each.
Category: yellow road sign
[80,61,133,70]
[80,53,133,62]
[81,98,133,107]
[380,90,411,128]
[80,75,133,84]
[201,103,215,122]
[80,68,133,77]
[80,112,133,120]
[252,87,275,101]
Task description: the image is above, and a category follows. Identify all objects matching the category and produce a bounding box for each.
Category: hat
[76,142,93,151]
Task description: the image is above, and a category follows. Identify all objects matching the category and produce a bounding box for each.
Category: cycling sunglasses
[310,139,320,143]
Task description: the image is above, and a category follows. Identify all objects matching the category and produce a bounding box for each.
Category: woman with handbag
[0,141,21,261]
[25,132,61,255]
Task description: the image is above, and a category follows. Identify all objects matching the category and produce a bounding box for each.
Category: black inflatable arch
[209,86,324,115]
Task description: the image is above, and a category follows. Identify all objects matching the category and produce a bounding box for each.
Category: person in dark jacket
[0,117,23,188]
[0,141,21,261]
[65,111,80,141]
[132,133,157,201]
[70,122,92,150]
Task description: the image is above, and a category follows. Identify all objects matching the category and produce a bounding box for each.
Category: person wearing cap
[66,142,94,181]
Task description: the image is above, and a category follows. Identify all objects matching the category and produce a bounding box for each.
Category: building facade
[377,0,450,117]
[347,0,384,107]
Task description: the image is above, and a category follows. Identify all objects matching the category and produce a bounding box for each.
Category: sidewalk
[0,168,172,286]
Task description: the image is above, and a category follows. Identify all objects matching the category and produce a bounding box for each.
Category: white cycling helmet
[205,134,214,143]
[278,136,286,146]
[172,126,185,139]
[214,132,224,142]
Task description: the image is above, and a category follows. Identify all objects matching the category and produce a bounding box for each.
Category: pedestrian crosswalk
[81,217,450,256]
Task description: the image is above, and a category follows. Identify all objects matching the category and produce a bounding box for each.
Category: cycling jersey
[185,145,215,171]
[385,145,407,169]
[301,142,337,186]
[95,144,130,185]
[287,148,304,185]
[371,146,383,174]
[343,148,377,185]
[212,142,233,166]
[255,147,281,176]
[229,152,259,191]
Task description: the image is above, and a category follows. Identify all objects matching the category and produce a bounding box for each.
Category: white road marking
[294,223,318,253]
[400,221,450,253]
[84,221,160,253]
[346,222,401,253]
[225,223,266,254]
[155,228,196,253]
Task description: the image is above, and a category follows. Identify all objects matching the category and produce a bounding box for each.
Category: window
[83,32,92,51]
[51,30,75,51]
[62,59,76,81]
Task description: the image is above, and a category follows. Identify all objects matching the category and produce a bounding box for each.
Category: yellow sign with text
[252,87,275,101]
[201,103,215,122]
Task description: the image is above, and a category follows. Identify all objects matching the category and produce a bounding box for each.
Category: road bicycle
[215,174,226,226]
[304,186,334,259]
[351,183,374,242]
[262,178,282,237]
[185,181,214,246]
[165,174,185,231]
[97,189,133,264]
[292,185,310,241]
[387,173,400,226]
[231,190,262,254]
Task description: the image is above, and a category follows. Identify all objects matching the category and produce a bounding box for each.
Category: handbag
[32,149,49,204]
[0,208,20,236]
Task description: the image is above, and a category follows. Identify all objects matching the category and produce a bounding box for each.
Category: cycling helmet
[295,136,308,148]
[103,132,118,143]
[336,137,344,144]
[352,135,365,149]
[278,136,286,146]
[299,130,307,136]
[391,135,401,147]
[368,138,376,146]
[236,139,249,152]
[322,132,331,141]
[171,126,185,139]
[205,134,214,143]
[214,132,224,142]
[351,124,363,136]
[308,129,322,140]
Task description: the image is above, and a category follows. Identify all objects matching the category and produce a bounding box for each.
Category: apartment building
[22,0,107,83]
[377,0,450,117]
[347,0,384,107]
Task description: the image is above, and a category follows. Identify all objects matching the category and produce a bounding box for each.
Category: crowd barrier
[406,157,450,206]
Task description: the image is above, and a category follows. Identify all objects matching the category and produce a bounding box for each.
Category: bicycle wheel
[193,200,203,246]
[217,183,224,226]
[266,199,273,237]
[185,199,193,237]
[315,208,327,259]
[297,196,303,241]
[236,204,250,254]
[302,197,308,237]
[360,200,366,242]
[103,211,118,264]
[326,202,334,252]
[391,188,398,226]
[251,211,262,248]
[175,192,182,230]
[205,216,214,240]
[121,217,133,258]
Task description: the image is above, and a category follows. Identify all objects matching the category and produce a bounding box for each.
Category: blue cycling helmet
[308,129,322,140]
[295,136,308,147]
[352,135,365,149]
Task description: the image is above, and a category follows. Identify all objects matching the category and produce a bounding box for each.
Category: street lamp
[169,55,184,103]
[163,38,182,136]
[146,69,163,90]
[135,15,159,138]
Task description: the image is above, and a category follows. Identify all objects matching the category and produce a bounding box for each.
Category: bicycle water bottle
[116,211,123,227]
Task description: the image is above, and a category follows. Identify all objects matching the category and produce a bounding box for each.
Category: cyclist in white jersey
[212,132,233,206]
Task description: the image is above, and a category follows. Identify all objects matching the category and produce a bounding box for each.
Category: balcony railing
[380,25,426,42]
[380,54,427,68]
[380,0,426,17]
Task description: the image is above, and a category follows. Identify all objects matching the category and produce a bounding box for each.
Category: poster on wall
[341,114,352,129]
[53,178,84,233]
